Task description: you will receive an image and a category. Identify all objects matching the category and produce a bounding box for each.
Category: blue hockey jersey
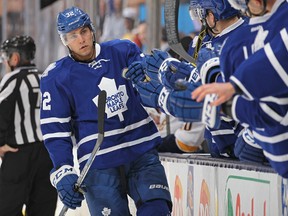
[188,18,246,157]
[40,39,162,171]
[220,0,288,177]
[202,18,247,156]
[221,0,287,92]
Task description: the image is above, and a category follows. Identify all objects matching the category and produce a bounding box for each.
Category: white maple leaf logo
[93,77,128,121]
[101,207,111,216]
[251,26,269,53]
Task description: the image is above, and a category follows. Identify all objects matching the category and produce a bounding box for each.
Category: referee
[0,35,57,216]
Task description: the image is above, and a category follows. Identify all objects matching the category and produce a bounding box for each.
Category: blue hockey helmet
[57,6,95,45]
[57,6,94,34]
[190,0,239,21]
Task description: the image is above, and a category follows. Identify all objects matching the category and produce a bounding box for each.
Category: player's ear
[10,52,21,67]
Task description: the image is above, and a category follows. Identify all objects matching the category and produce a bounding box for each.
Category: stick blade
[164,0,196,65]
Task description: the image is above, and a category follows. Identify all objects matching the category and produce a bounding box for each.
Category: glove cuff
[199,57,220,84]
[242,129,262,149]
[201,93,220,129]
[159,57,180,73]
[187,68,200,83]
[50,165,77,187]
[158,87,172,115]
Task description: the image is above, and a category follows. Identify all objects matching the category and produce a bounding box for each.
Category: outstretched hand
[191,82,236,106]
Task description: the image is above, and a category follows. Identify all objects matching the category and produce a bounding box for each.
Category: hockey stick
[164,0,196,65]
[59,90,107,216]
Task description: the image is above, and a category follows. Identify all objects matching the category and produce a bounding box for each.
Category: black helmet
[1,35,36,61]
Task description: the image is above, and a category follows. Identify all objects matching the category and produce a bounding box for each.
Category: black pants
[0,142,57,216]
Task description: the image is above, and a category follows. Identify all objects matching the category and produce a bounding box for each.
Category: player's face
[66,26,95,61]
[247,0,266,16]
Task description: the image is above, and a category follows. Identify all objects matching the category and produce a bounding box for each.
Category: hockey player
[192,0,288,177]
[0,35,57,216]
[124,0,263,161]
[187,0,249,160]
[40,6,172,215]
[188,0,266,163]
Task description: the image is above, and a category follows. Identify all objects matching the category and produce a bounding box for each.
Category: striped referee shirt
[0,65,42,146]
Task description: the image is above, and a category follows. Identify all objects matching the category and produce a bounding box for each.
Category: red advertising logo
[199,179,211,216]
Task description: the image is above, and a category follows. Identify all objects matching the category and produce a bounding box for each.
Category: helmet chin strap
[205,15,219,36]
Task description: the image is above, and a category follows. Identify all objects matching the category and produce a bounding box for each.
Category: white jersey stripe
[260,96,288,104]
[35,108,43,140]
[253,130,288,144]
[27,74,42,140]
[0,79,16,103]
[211,129,235,136]
[20,81,34,143]
[40,117,71,124]
[77,117,153,147]
[263,150,288,162]
[280,28,288,52]
[260,103,285,123]
[14,102,24,144]
[78,132,160,164]
[230,76,253,99]
[43,132,71,140]
[264,43,288,86]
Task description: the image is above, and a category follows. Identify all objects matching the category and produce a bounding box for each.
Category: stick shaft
[59,90,107,216]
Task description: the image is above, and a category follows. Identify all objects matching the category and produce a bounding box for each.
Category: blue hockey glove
[197,45,222,84]
[207,138,235,158]
[122,61,146,84]
[159,58,200,89]
[158,80,204,122]
[144,49,170,81]
[234,129,267,163]
[135,78,164,108]
[50,165,84,209]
